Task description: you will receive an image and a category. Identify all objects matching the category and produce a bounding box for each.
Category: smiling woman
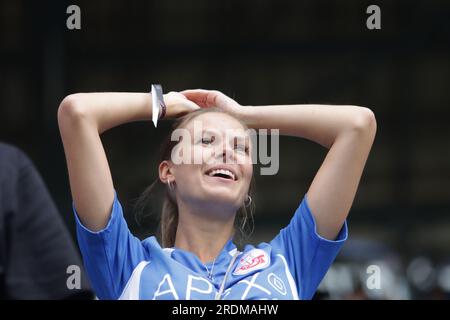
[57,87,375,300]
[135,107,256,255]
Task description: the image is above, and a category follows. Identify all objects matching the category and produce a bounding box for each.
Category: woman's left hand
[180,89,244,118]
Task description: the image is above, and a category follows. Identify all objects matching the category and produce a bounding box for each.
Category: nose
[219,140,236,164]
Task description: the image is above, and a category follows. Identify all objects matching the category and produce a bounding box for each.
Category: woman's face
[166,112,253,216]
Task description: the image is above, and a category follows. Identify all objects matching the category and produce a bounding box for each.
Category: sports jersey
[74,191,347,300]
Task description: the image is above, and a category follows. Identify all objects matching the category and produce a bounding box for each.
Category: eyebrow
[200,129,249,140]
[200,129,218,136]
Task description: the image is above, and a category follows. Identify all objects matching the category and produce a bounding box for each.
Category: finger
[180,89,203,97]
[181,89,226,109]
[180,89,209,100]
[180,89,212,107]
[185,100,201,110]
[180,89,210,95]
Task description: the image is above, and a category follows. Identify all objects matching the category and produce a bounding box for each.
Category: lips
[204,166,238,181]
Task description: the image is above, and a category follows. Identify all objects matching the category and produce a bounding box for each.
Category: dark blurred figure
[0,142,92,299]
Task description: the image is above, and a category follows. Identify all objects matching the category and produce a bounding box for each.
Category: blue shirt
[74,191,347,300]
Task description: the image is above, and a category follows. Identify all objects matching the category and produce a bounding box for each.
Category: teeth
[207,169,235,180]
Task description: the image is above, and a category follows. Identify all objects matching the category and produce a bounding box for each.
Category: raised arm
[240,103,376,240]
[57,91,199,231]
[181,89,377,240]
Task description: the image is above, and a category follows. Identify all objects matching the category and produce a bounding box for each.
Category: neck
[174,201,236,264]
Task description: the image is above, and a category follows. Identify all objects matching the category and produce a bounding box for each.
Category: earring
[244,195,252,207]
[167,180,174,191]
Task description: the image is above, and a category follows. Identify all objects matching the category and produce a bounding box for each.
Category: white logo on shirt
[233,249,270,275]
[153,274,179,300]
[267,273,287,295]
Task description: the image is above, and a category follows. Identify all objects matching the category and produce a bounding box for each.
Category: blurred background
[1,0,449,299]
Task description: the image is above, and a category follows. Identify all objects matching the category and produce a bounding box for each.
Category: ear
[159,160,175,184]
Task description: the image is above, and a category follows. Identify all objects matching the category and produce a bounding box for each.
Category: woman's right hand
[163,91,201,119]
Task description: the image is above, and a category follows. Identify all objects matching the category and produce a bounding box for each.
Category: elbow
[57,94,89,127]
[350,106,377,138]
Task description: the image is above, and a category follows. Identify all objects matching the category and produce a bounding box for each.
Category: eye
[234,142,249,154]
[201,136,215,145]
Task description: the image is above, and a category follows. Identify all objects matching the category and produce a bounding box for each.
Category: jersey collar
[170,237,238,269]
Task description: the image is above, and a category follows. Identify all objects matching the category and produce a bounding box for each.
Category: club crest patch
[233,249,270,275]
